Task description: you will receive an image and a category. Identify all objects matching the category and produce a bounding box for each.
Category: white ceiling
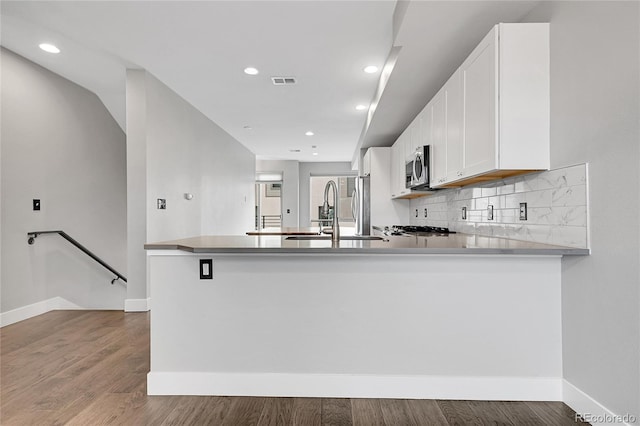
[0,1,540,164]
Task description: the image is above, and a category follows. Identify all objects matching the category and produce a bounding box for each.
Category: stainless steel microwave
[405,145,431,190]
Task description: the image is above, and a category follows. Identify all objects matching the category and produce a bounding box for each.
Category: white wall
[298,162,356,226]
[126,70,255,304]
[522,1,640,420]
[256,160,299,227]
[1,48,127,312]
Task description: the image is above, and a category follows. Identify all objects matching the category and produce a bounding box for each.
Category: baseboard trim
[0,297,82,327]
[147,372,562,400]
[125,298,151,312]
[563,380,636,425]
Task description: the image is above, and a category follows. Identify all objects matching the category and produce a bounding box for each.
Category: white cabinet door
[445,69,464,182]
[409,115,421,155]
[390,140,403,198]
[362,148,372,176]
[430,88,447,186]
[461,27,498,178]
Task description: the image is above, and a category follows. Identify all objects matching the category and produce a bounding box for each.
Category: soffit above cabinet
[355,1,540,158]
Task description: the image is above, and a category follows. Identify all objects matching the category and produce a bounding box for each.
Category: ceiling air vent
[272,76,297,85]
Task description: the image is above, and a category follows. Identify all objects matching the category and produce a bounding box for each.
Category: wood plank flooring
[1,311,589,425]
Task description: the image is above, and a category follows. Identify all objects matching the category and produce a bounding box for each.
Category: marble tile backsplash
[409,164,589,248]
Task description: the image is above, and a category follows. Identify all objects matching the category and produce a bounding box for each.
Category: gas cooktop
[374,225,455,236]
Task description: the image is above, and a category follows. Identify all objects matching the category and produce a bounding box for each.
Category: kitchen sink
[286,235,385,241]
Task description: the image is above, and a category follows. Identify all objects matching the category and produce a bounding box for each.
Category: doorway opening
[255,182,282,229]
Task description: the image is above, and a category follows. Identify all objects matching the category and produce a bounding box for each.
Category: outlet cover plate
[519,202,528,220]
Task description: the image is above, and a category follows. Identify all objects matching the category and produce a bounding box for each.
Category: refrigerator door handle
[351,187,358,222]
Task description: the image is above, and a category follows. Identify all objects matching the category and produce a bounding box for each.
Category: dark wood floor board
[436,400,487,426]
[65,387,148,426]
[221,396,267,426]
[494,401,548,425]
[405,399,449,425]
[322,398,353,426]
[0,311,590,426]
[159,396,233,425]
[380,399,419,426]
[466,400,514,425]
[257,397,293,426]
[1,324,130,400]
[1,311,117,363]
[292,397,322,426]
[0,310,95,355]
[544,401,590,424]
[351,398,385,426]
[524,401,584,426]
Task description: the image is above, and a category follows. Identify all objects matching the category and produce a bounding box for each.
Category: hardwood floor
[1,311,589,425]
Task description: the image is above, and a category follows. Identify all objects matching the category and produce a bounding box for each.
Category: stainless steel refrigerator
[351,176,371,235]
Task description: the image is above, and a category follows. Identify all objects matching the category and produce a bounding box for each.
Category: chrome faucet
[322,180,340,243]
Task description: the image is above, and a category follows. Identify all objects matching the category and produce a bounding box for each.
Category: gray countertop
[144,232,589,256]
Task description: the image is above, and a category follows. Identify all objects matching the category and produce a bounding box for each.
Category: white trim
[0,297,82,327]
[563,380,635,425]
[147,372,561,400]
[125,298,151,312]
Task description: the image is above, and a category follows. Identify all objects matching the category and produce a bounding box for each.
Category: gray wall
[298,162,356,227]
[126,70,256,302]
[1,48,127,311]
[524,1,639,419]
[256,160,300,228]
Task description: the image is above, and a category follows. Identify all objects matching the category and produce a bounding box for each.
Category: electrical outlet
[519,202,528,220]
[424,208,428,218]
[286,209,290,214]
[33,199,41,211]
[415,209,418,218]
[157,199,166,210]
[462,206,467,220]
[487,205,494,221]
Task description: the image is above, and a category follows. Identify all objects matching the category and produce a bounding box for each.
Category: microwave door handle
[413,153,420,182]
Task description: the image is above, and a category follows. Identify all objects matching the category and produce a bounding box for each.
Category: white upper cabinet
[430,86,447,185]
[431,23,550,188]
[444,69,464,182]
[390,137,407,198]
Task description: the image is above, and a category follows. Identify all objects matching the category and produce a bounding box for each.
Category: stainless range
[373,225,455,237]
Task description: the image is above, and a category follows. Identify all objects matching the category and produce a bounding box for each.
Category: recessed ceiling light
[289,149,301,153]
[39,43,60,54]
[355,104,367,111]
[243,125,252,130]
[363,65,378,74]
[244,67,259,75]
[312,152,319,156]
[305,131,314,136]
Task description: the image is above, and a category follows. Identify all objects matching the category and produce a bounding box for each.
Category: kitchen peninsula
[145,233,587,401]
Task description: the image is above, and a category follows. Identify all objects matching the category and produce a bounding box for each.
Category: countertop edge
[144,245,589,256]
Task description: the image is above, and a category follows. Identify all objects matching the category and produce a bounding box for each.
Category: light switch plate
[157,199,166,210]
[199,259,213,279]
[462,206,467,220]
[33,199,41,211]
[487,205,494,221]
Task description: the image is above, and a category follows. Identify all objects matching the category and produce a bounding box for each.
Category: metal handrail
[27,230,127,285]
